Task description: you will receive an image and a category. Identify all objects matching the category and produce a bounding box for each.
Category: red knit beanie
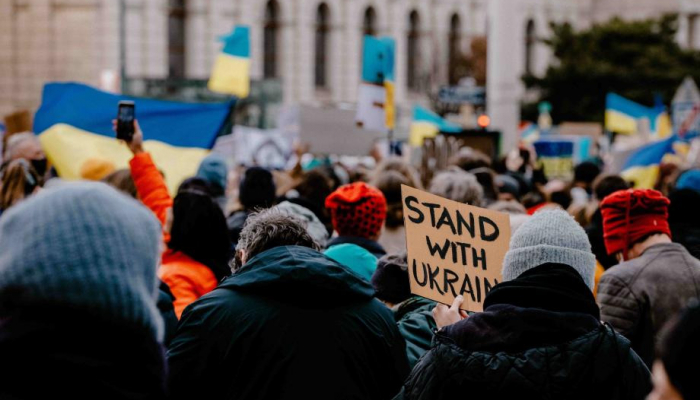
[325,182,387,239]
[601,189,671,258]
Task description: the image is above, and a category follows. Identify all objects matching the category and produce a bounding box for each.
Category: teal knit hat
[0,182,164,340]
[502,209,596,290]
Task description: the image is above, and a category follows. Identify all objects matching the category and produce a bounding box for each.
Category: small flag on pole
[208,26,250,98]
[409,105,461,147]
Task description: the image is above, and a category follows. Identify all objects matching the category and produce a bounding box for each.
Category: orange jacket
[130,152,218,318]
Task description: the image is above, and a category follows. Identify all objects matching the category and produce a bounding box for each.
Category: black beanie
[371,253,412,304]
[661,300,700,400]
[239,167,276,210]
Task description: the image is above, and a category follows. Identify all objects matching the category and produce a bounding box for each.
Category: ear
[239,249,248,265]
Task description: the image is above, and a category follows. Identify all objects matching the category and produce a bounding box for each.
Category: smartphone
[116,101,135,141]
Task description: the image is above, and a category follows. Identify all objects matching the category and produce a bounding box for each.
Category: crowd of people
[0,123,699,400]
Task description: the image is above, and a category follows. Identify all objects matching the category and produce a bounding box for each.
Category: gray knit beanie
[502,209,596,290]
[0,181,164,340]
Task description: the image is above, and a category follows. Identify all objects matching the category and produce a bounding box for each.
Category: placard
[402,185,510,312]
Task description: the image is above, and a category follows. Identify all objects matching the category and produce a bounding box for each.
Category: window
[168,0,186,79]
[362,6,377,36]
[689,14,698,49]
[315,3,330,88]
[448,13,461,85]
[407,10,420,91]
[524,19,535,75]
[264,0,280,79]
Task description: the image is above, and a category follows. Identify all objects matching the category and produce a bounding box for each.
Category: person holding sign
[396,209,651,400]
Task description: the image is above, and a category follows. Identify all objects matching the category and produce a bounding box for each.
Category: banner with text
[402,185,510,312]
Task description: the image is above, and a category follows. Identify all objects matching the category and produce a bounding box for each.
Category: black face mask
[31,158,48,176]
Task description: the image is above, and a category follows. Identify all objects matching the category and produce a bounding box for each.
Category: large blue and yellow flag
[620,135,676,189]
[409,105,461,147]
[208,25,250,98]
[34,82,233,192]
[605,93,671,138]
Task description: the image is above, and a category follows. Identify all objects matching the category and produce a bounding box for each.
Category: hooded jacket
[167,245,409,400]
[396,263,651,400]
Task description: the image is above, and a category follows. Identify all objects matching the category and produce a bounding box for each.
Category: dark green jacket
[394,297,436,369]
[167,246,409,400]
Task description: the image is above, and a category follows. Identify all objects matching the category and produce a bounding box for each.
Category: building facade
[1,0,699,149]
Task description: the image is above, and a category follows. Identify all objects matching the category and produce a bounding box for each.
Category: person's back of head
[373,170,409,229]
[101,169,137,199]
[371,253,411,306]
[325,182,387,240]
[170,186,231,281]
[593,174,629,202]
[239,166,276,210]
[652,301,700,400]
[233,208,320,271]
[196,153,228,197]
[574,161,601,191]
[467,167,499,205]
[601,189,671,261]
[449,147,491,172]
[373,157,422,189]
[0,181,163,337]
[429,168,484,207]
[0,159,41,211]
[503,209,596,290]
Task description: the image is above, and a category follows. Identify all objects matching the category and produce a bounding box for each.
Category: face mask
[31,158,47,176]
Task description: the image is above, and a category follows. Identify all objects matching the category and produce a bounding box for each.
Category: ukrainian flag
[34,82,233,193]
[621,135,676,189]
[358,35,395,130]
[605,93,672,138]
[409,105,461,147]
[208,25,250,98]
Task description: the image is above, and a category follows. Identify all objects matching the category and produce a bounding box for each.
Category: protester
[467,167,499,205]
[324,243,378,281]
[373,169,410,254]
[4,132,49,178]
[196,153,228,210]
[0,158,41,215]
[428,168,483,206]
[495,174,520,201]
[102,168,138,198]
[325,181,388,258]
[585,174,630,270]
[275,200,329,245]
[396,209,651,399]
[288,168,335,235]
[371,253,436,369]
[648,301,700,400]
[228,166,276,246]
[373,157,423,190]
[126,122,230,318]
[167,208,409,400]
[668,188,700,259]
[598,189,700,367]
[0,182,167,399]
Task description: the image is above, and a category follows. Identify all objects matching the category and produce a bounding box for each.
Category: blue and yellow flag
[208,25,250,98]
[605,93,671,138]
[620,135,676,189]
[34,82,233,193]
[409,105,461,147]
[359,35,395,130]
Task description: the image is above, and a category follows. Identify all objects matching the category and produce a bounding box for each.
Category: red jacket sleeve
[130,152,173,228]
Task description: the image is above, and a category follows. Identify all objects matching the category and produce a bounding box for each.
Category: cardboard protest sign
[402,185,510,312]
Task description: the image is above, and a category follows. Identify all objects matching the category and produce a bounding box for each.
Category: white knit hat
[502,209,596,290]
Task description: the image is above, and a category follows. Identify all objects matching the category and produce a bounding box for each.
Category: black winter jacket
[0,306,167,400]
[396,263,651,400]
[167,245,409,400]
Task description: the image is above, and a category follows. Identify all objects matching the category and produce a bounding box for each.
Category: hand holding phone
[116,101,135,141]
